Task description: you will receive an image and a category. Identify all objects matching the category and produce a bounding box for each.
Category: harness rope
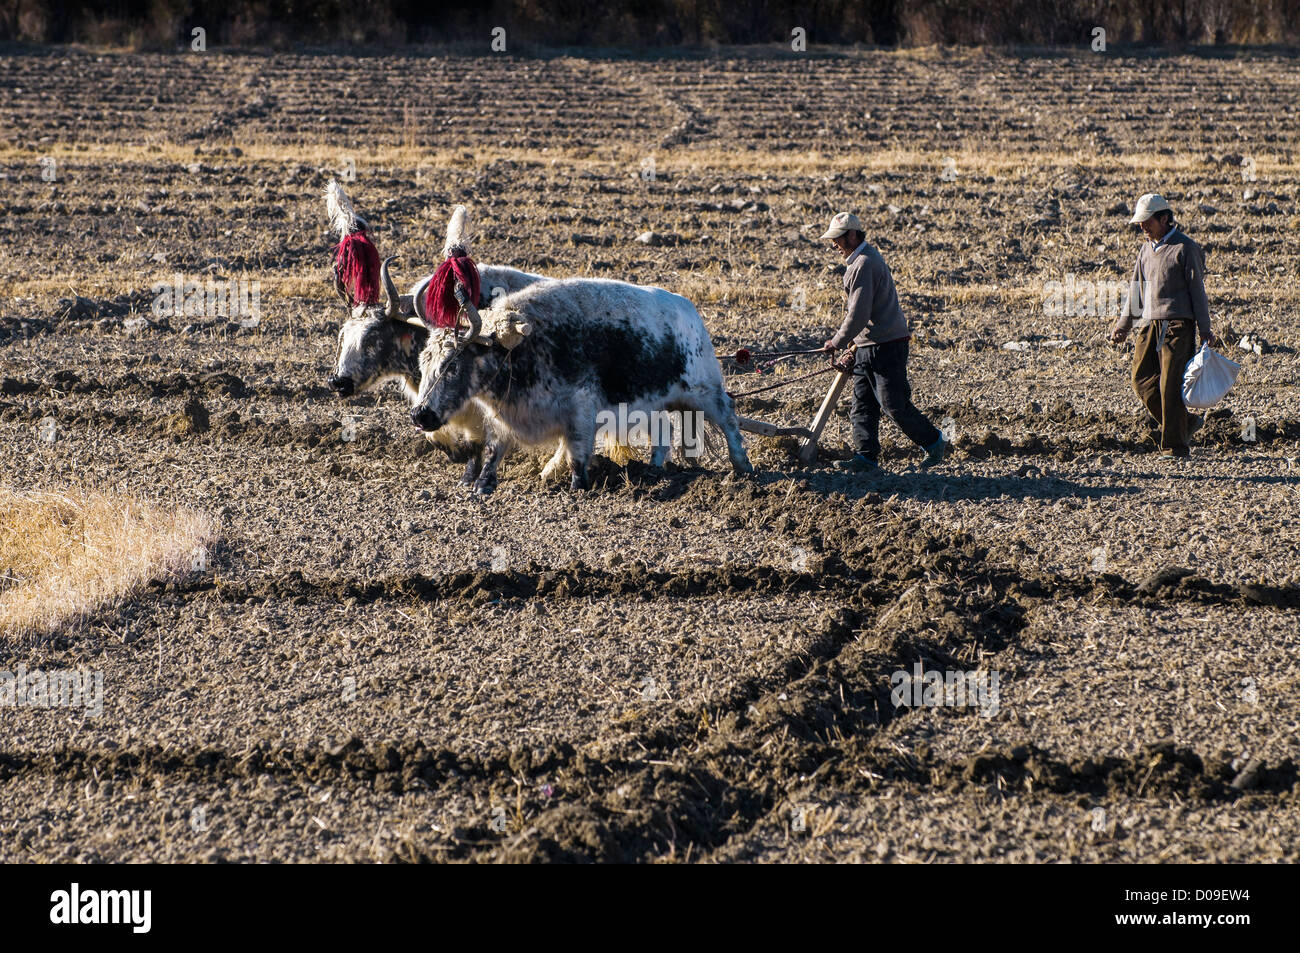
[718,346,829,365]
[726,363,845,399]
[721,344,855,400]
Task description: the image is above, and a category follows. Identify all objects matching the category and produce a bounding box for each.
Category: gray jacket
[1117,228,1212,339]
[830,243,911,348]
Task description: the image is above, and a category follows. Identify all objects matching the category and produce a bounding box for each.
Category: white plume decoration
[443,204,473,258]
[324,179,361,237]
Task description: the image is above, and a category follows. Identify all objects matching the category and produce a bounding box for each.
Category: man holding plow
[820,211,950,472]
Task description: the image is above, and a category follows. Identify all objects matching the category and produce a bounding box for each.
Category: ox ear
[397,301,425,329]
[332,268,351,306]
[456,322,494,348]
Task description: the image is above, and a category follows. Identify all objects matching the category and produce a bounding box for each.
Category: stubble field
[0,44,1298,862]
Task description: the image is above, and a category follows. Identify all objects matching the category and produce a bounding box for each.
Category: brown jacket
[1116,229,1212,339]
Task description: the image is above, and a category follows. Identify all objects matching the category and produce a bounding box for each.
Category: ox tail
[596,423,725,467]
[681,419,726,465]
[601,435,636,467]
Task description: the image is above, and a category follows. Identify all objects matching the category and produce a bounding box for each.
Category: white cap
[820,211,864,240]
[1130,193,1171,224]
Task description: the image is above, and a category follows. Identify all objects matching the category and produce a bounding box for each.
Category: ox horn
[453,282,482,348]
[387,259,425,328]
[380,255,410,321]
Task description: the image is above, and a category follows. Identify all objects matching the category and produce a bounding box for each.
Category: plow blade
[736,415,813,440]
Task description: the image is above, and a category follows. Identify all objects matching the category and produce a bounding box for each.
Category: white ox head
[323,179,428,399]
[329,255,429,401]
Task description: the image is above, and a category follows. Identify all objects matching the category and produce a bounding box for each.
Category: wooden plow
[726,348,854,465]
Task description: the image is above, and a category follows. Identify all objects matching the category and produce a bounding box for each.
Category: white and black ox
[327,187,699,493]
[322,180,546,486]
[410,276,755,493]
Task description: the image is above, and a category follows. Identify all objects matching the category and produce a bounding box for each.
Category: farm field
[0,45,1298,862]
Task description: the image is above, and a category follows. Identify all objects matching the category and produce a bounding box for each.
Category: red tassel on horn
[334,230,382,306]
[423,253,482,329]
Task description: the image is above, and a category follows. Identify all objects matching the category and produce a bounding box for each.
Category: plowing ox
[410,277,753,493]
[322,180,547,484]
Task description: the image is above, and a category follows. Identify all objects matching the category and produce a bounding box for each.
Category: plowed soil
[1,44,1297,862]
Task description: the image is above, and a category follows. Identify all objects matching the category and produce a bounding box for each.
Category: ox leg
[540,442,569,484]
[700,396,754,474]
[474,437,512,496]
[566,423,594,493]
[648,411,673,468]
[459,451,482,488]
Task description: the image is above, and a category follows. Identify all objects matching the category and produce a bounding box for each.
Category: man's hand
[1110,324,1129,345]
[822,338,839,352]
[1203,331,1220,348]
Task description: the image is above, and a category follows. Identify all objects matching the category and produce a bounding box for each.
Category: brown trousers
[1131,320,1196,452]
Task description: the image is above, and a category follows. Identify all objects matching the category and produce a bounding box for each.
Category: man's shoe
[835,454,880,473]
[919,437,951,469]
[1159,448,1190,462]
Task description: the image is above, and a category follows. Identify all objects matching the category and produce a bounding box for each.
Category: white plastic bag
[1182,344,1242,409]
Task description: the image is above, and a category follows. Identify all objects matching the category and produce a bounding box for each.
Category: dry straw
[0,487,215,641]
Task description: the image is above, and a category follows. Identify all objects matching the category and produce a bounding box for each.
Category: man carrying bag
[1110,193,1219,460]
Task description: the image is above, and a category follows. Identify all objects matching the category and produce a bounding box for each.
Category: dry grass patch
[7,142,1295,178]
[0,487,215,641]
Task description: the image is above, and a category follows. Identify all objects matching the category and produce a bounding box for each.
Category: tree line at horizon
[2,0,1297,48]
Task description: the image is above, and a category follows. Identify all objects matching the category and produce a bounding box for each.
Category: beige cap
[1129,193,1171,224]
[820,211,863,240]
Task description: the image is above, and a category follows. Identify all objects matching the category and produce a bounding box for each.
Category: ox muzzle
[327,375,355,397]
[410,405,442,432]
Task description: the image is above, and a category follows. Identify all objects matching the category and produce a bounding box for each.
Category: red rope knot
[424,251,482,329]
[333,229,381,306]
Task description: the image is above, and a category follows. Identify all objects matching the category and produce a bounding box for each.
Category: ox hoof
[473,480,497,496]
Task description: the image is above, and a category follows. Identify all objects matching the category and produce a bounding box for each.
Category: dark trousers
[1131,320,1196,452]
[850,337,941,461]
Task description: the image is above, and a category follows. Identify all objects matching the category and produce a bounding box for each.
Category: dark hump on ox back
[550,311,688,404]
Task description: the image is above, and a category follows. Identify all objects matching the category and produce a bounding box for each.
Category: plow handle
[797,350,855,464]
